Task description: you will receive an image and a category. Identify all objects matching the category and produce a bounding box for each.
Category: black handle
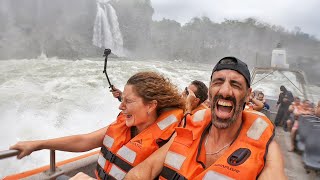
[103,49,121,102]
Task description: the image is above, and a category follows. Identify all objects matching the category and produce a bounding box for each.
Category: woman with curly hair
[10,71,185,180]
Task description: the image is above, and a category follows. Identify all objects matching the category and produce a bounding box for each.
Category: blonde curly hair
[127,71,185,115]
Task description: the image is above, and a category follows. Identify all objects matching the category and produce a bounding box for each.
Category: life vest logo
[227,148,251,166]
[131,139,142,149]
[213,164,240,173]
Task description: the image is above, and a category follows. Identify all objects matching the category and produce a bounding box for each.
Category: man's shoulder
[242,110,274,129]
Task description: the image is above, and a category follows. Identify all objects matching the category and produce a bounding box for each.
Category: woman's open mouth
[125,114,133,119]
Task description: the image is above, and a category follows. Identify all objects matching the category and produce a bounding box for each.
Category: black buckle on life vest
[97,164,107,180]
[160,166,187,180]
[97,164,116,180]
[101,146,116,163]
[227,148,251,166]
[172,172,186,180]
[105,150,116,163]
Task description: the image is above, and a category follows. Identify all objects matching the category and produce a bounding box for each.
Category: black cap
[211,57,251,87]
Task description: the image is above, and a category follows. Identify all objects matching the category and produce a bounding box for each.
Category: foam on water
[0,58,121,177]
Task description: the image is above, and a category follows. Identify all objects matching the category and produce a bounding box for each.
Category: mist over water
[0,57,319,177]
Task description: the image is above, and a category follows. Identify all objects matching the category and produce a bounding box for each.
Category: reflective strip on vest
[97,154,107,168]
[202,170,234,180]
[249,110,266,117]
[247,117,269,140]
[192,109,206,122]
[109,164,127,180]
[165,151,186,170]
[103,135,115,148]
[157,114,178,130]
[117,145,136,164]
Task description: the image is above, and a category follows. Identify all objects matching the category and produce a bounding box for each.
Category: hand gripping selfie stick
[103,49,121,102]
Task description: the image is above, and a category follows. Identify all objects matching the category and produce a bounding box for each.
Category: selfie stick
[103,49,121,102]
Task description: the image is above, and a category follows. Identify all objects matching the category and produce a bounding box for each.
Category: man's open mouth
[215,99,234,119]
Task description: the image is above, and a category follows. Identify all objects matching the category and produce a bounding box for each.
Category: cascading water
[92,0,124,56]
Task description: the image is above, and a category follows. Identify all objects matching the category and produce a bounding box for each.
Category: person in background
[125,57,286,180]
[245,91,264,111]
[286,97,301,131]
[203,99,211,108]
[256,91,270,110]
[183,80,209,114]
[289,99,314,152]
[10,71,185,180]
[301,99,314,115]
[315,100,320,117]
[274,85,294,129]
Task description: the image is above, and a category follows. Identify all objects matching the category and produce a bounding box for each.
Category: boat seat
[302,125,320,171]
[264,99,278,122]
[296,115,320,152]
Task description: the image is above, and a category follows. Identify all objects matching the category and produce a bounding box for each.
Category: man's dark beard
[211,94,246,129]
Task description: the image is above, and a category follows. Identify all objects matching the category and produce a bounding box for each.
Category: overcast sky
[151,0,320,39]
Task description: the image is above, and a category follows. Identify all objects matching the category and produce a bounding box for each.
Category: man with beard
[125,57,286,180]
[274,85,294,130]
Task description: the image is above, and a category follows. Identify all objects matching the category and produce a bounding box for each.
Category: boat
[1,47,319,179]
[250,46,320,178]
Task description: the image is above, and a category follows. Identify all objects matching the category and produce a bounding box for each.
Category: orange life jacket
[160,109,274,180]
[191,103,208,114]
[95,108,184,180]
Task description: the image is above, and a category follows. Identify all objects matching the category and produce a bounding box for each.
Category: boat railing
[0,149,64,178]
[251,67,310,100]
[0,149,19,159]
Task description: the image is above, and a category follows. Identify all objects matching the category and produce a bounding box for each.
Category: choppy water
[0,57,319,177]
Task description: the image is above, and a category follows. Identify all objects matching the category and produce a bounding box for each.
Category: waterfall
[92,1,124,56]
